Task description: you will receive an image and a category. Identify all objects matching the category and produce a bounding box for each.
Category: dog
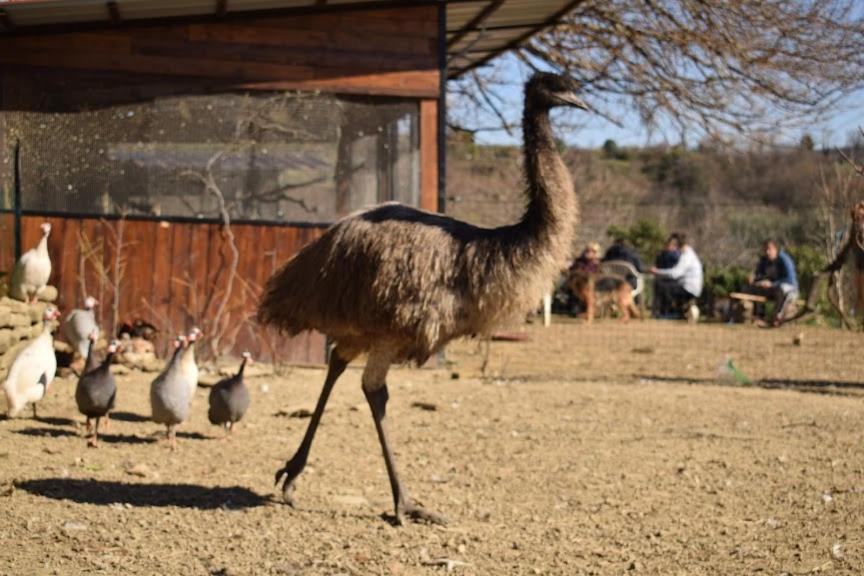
[567,271,641,323]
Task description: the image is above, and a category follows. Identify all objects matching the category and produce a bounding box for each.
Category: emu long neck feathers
[520,102,577,248]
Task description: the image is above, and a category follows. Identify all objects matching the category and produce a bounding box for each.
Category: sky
[457,54,864,150]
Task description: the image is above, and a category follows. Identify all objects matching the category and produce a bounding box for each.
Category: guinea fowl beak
[557,91,589,110]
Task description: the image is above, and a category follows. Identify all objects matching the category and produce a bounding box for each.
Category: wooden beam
[451,0,586,78]
[0,10,15,32]
[106,1,121,24]
[315,0,329,5]
[447,0,503,48]
[215,0,228,18]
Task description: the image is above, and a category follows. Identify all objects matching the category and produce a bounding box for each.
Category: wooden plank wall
[20,215,326,363]
[0,5,440,98]
[0,213,13,279]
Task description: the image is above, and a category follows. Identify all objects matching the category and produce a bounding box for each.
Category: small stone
[831,542,844,560]
[124,463,152,478]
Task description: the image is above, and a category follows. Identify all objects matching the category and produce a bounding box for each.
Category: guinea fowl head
[107,339,121,355]
[88,329,98,342]
[43,306,61,322]
[84,296,98,310]
[525,72,588,111]
[40,222,52,236]
[188,327,201,345]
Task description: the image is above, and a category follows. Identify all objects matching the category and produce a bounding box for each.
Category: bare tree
[451,1,864,140]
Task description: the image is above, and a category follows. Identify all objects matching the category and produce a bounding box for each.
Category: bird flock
[2,224,252,449]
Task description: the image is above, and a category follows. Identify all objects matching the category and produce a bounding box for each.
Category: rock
[793,332,804,346]
[39,286,58,303]
[124,463,153,478]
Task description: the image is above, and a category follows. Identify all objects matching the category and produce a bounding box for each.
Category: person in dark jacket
[744,239,799,325]
[655,236,680,270]
[602,238,644,290]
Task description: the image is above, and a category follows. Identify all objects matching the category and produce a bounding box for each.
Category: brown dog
[568,271,641,323]
[824,200,864,319]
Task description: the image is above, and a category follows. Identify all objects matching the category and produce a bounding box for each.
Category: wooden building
[0,0,579,362]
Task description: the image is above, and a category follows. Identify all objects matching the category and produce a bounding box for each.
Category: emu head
[852,201,864,251]
[525,72,588,111]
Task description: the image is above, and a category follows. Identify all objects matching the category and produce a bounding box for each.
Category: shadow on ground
[635,374,864,396]
[34,416,77,427]
[108,411,150,423]
[16,478,269,509]
[15,428,77,438]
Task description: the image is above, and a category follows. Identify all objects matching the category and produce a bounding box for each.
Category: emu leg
[275,351,349,505]
[364,384,447,526]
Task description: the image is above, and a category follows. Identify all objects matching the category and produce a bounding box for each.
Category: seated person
[602,237,644,292]
[655,236,680,269]
[744,239,799,325]
[650,233,703,317]
[568,242,640,323]
[567,242,601,319]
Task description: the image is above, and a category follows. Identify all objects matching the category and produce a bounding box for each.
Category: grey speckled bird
[208,352,251,433]
[75,337,119,448]
[150,337,195,450]
[64,296,99,360]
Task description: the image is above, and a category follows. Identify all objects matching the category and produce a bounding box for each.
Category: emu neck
[518,104,576,248]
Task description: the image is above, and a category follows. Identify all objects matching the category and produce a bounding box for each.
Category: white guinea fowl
[64,296,100,360]
[3,306,61,418]
[150,336,196,450]
[181,328,200,401]
[10,222,52,304]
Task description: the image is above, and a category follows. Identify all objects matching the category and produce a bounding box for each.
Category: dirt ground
[1,319,863,575]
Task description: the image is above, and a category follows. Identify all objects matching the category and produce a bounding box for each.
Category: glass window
[0,91,420,224]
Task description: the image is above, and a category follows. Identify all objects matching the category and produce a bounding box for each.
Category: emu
[258,72,585,525]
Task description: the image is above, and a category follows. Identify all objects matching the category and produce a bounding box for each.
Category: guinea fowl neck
[84,340,99,372]
[236,357,248,378]
[518,102,577,246]
[37,233,49,254]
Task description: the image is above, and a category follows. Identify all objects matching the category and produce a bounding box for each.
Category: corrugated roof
[0,0,578,77]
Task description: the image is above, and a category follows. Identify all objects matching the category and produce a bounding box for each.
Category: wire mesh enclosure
[1,91,420,224]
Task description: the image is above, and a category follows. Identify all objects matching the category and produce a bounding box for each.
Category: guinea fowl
[258,73,585,524]
[3,306,61,418]
[150,336,195,450]
[64,296,100,361]
[208,352,251,433]
[181,328,200,400]
[10,222,52,304]
[75,336,120,447]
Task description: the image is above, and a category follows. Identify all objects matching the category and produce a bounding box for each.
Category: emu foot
[389,499,447,526]
[274,457,305,506]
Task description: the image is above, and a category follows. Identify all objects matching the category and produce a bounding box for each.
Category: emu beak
[557,91,589,110]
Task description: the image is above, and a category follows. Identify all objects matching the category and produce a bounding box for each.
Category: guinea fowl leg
[88,417,100,448]
[363,356,447,526]
[85,417,93,437]
[167,424,177,451]
[31,403,38,419]
[275,350,349,505]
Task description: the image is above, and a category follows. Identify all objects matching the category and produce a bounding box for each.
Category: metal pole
[13,138,21,259]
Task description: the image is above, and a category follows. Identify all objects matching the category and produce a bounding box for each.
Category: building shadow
[17,478,269,510]
[635,373,864,396]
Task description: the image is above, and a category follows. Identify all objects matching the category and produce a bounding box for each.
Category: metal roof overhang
[0,0,579,78]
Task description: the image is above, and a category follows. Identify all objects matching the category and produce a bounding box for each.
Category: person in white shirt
[650,233,703,317]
